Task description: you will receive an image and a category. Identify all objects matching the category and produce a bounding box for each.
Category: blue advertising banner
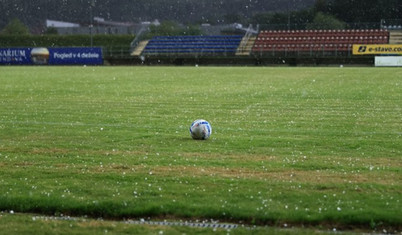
[0,47,103,65]
[0,48,32,65]
[48,47,103,65]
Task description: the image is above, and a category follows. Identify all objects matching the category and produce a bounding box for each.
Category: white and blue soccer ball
[189,119,212,140]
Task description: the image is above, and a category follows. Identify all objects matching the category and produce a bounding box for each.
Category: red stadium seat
[253,29,390,53]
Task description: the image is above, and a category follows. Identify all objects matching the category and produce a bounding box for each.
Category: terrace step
[389,30,402,44]
[236,36,256,56]
[131,40,149,56]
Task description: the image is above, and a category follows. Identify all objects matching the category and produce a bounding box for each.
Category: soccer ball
[189,119,212,140]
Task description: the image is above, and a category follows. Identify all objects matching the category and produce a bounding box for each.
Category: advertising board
[0,48,32,64]
[0,47,103,65]
[375,56,402,67]
[353,44,402,55]
[48,48,103,65]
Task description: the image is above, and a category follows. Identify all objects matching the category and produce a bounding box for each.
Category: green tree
[44,27,58,35]
[148,21,182,36]
[224,13,245,24]
[184,25,202,35]
[1,18,30,35]
[330,0,402,24]
[306,12,346,30]
[146,21,201,38]
[251,10,314,30]
[313,0,328,13]
[250,12,289,28]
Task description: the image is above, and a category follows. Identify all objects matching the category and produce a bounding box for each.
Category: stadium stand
[252,29,389,54]
[389,30,402,44]
[141,35,243,56]
[128,28,395,65]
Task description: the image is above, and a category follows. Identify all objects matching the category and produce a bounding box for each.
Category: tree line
[251,0,401,30]
[0,0,401,35]
[0,0,313,31]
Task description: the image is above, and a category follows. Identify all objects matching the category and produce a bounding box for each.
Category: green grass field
[0,66,401,234]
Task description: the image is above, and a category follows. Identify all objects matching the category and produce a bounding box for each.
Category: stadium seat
[142,35,243,56]
[252,29,390,54]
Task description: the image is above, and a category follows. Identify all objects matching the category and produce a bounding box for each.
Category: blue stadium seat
[142,35,243,56]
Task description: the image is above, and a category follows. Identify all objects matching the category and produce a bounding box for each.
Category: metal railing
[102,46,132,59]
[101,45,361,60]
[251,46,354,58]
[237,25,255,54]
